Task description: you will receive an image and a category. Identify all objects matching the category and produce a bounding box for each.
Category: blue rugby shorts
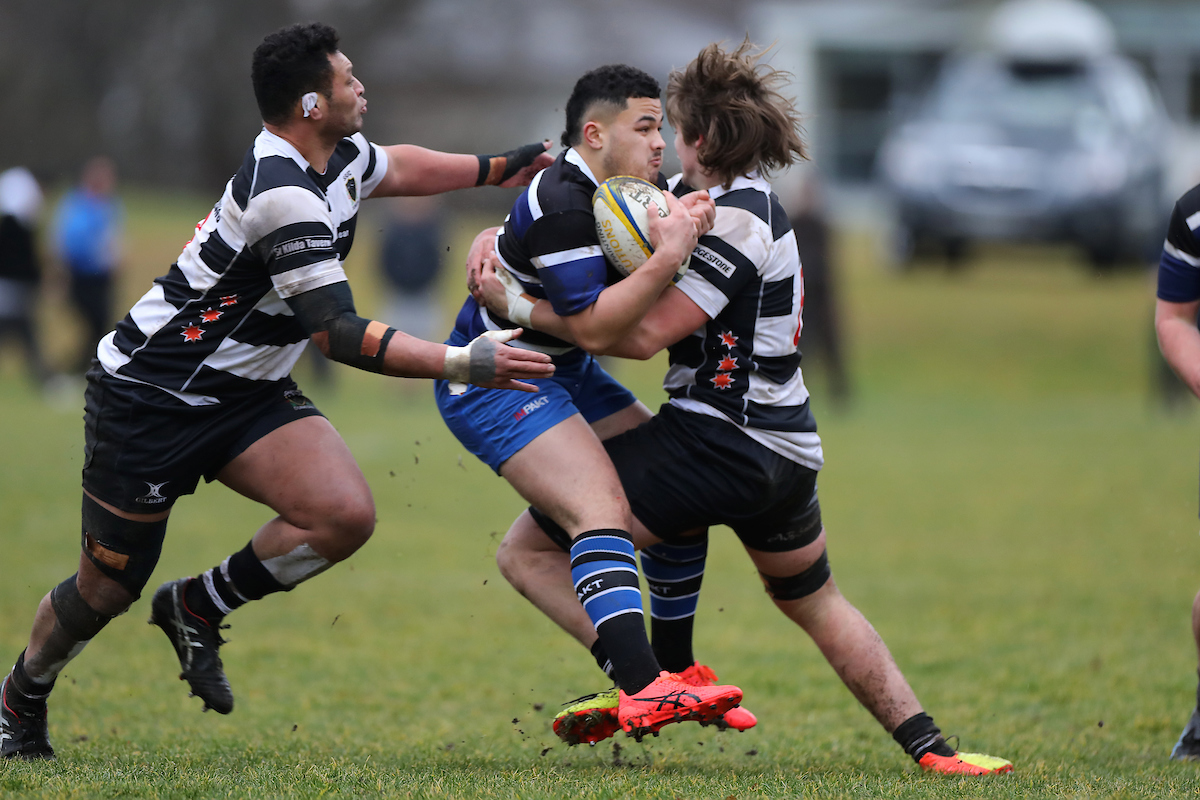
[434,331,636,473]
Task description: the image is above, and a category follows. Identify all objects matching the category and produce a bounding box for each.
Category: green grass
[4,195,1200,797]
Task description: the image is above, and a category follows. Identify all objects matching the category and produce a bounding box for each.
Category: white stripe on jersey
[272,258,347,298]
[671,396,824,470]
[1165,241,1200,267]
[201,338,311,383]
[533,244,604,269]
[526,169,547,219]
[1186,209,1200,231]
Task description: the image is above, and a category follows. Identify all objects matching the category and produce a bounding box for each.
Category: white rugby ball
[593,176,690,279]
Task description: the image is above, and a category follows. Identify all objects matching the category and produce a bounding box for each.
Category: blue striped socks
[641,539,707,673]
[570,529,659,693]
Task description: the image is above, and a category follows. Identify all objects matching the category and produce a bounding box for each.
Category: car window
[926,57,1107,131]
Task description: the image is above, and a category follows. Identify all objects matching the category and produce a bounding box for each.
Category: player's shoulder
[1175,183,1200,226]
[713,176,790,240]
[231,130,324,212]
[532,150,595,213]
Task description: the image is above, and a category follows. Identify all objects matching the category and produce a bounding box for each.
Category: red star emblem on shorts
[719,332,737,349]
[710,372,734,389]
[219,294,238,308]
[199,308,222,323]
[181,323,204,342]
[717,355,737,371]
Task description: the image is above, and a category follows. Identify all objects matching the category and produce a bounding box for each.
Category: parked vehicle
[878,1,1169,271]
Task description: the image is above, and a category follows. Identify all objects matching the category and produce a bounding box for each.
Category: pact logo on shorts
[513,395,550,421]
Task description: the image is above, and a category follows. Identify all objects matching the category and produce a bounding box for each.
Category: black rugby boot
[0,676,55,760]
[149,579,234,714]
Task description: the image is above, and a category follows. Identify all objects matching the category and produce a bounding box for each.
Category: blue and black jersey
[1158,183,1200,307]
[97,129,387,404]
[454,148,663,355]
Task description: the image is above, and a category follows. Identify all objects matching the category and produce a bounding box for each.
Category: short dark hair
[251,23,341,126]
[666,40,807,187]
[561,65,661,148]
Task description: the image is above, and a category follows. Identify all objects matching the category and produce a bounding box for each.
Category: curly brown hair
[665,39,807,188]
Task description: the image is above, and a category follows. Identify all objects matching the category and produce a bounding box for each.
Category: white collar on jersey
[256,127,319,175]
[565,148,601,187]
[692,171,768,202]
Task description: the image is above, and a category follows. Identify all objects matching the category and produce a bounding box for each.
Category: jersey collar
[703,171,768,202]
[565,148,601,187]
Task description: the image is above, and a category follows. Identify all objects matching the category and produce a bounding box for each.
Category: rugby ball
[593,176,690,279]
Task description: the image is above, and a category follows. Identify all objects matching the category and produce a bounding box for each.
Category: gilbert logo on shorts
[513,395,550,421]
[137,481,170,505]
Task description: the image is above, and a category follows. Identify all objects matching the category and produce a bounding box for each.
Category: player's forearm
[377,330,450,378]
[374,146,480,197]
[563,254,680,352]
[1156,301,1200,398]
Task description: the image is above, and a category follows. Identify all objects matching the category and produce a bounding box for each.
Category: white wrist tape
[444,329,516,395]
[495,267,536,329]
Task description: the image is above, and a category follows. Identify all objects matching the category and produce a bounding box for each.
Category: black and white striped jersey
[1158,183,1200,306]
[665,173,823,470]
[97,129,387,404]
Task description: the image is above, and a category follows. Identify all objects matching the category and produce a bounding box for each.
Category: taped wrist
[475,142,547,186]
[494,267,536,328]
[444,330,506,385]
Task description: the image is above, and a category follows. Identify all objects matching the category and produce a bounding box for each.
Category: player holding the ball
[476,41,1014,775]
[435,65,747,739]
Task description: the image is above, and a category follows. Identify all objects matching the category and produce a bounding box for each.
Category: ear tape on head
[301,92,319,118]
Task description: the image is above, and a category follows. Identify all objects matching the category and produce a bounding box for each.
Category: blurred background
[3,0,1200,399]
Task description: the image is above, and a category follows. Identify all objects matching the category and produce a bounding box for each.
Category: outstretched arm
[371,142,553,198]
[288,281,554,392]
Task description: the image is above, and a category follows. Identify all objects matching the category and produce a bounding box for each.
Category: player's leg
[747,533,1011,775]
[149,414,374,714]
[585,399,712,675]
[499,414,661,696]
[1170,589,1200,759]
[2,496,169,760]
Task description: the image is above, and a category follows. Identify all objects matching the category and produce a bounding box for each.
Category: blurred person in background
[0,21,554,761]
[380,195,445,395]
[1153,181,1200,760]
[54,156,124,373]
[0,167,49,388]
[787,174,850,409]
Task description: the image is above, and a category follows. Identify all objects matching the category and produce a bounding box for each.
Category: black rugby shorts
[604,403,823,552]
[82,365,324,513]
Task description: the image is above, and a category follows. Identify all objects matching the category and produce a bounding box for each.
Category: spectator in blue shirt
[54,156,123,371]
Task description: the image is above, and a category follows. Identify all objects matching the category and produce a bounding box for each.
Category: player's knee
[80,494,167,600]
[51,573,117,640]
[759,549,832,602]
[331,501,376,559]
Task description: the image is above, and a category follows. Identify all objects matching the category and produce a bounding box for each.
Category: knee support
[50,573,115,642]
[81,494,168,597]
[759,549,831,601]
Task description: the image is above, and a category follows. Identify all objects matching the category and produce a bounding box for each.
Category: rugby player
[1154,182,1200,761]
[435,64,744,739]
[478,41,1014,775]
[0,22,556,760]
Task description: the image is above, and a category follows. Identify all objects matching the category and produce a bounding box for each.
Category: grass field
[4,191,1200,798]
